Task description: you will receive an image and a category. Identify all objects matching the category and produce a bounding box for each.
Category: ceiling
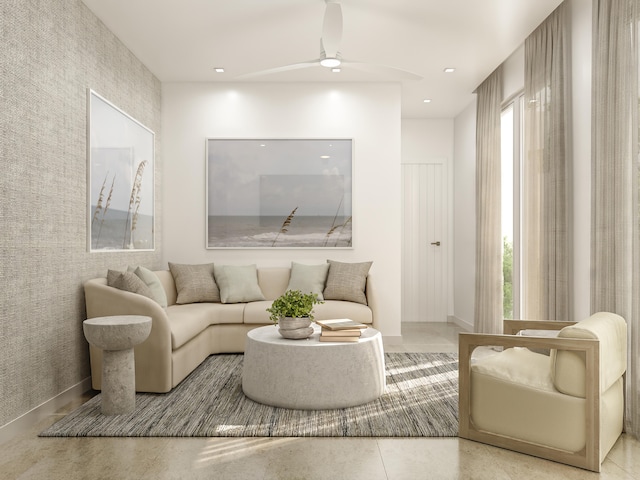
[81,0,564,119]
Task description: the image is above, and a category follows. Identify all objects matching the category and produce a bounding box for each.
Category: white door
[402,162,447,322]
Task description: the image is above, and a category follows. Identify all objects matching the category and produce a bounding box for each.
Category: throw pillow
[286,262,330,300]
[323,260,373,305]
[127,265,168,308]
[107,270,155,300]
[213,264,265,304]
[168,262,220,304]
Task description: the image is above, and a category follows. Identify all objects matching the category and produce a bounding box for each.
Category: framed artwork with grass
[87,90,155,252]
[206,139,352,249]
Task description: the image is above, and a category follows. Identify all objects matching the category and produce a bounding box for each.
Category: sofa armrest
[84,278,173,392]
[364,273,378,329]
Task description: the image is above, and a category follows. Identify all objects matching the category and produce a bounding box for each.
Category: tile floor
[2,322,640,479]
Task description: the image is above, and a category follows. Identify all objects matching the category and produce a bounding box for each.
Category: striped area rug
[40,352,458,438]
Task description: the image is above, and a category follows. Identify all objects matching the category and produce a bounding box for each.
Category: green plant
[266,289,323,324]
[503,236,513,320]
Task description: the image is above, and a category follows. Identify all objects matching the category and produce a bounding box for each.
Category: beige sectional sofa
[84,263,376,393]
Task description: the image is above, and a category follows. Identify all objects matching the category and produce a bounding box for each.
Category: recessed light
[444,67,456,73]
[259,144,266,147]
[320,57,341,68]
[331,68,341,73]
[423,99,432,103]
[320,155,331,159]
[214,67,225,73]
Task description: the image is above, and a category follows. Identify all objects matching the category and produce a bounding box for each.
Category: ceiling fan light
[320,57,341,68]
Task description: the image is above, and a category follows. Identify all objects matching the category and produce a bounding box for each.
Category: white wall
[401,119,454,163]
[570,0,592,321]
[502,45,525,101]
[452,102,477,330]
[161,82,403,339]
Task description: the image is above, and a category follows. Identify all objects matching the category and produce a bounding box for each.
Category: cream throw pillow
[126,265,168,308]
[168,262,220,304]
[107,270,155,301]
[323,260,372,305]
[213,264,265,304]
[286,262,330,300]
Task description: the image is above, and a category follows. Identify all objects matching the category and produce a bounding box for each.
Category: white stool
[83,315,151,415]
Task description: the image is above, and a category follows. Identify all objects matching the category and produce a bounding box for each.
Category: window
[500,94,524,319]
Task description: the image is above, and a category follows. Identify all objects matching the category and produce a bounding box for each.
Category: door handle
[431,241,441,246]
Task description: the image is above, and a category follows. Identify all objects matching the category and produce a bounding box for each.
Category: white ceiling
[81,0,564,119]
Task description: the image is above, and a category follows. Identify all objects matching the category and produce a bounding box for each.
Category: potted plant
[266,290,323,339]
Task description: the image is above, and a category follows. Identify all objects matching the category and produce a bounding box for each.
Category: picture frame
[206,138,353,249]
[87,90,155,252]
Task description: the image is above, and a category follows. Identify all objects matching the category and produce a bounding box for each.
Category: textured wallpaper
[0,0,162,427]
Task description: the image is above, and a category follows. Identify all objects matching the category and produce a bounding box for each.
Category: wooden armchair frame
[459,320,603,472]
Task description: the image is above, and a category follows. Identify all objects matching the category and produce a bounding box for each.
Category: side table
[83,315,151,415]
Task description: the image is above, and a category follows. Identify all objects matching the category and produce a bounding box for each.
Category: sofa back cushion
[323,260,372,305]
[213,264,265,303]
[169,263,221,304]
[551,312,627,397]
[257,267,291,301]
[155,270,178,306]
[286,262,330,300]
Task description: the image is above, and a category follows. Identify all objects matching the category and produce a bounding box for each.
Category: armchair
[458,312,627,472]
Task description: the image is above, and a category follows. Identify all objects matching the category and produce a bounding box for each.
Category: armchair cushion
[471,347,554,392]
[551,312,627,397]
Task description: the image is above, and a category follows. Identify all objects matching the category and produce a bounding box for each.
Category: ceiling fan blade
[342,60,423,81]
[322,1,343,58]
[235,60,320,79]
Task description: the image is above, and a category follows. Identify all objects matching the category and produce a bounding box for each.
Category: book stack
[316,319,368,342]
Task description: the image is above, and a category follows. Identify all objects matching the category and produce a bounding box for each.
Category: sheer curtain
[474,67,503,334]
[522,3,572,321]
[592,0,640,438]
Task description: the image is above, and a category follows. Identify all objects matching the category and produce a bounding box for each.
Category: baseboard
[382,335,403,345]
[0,377,92,444]
[448,315,473,332]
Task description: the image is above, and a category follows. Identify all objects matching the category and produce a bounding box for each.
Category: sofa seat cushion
[167,303,244,349]
[313,301,373,325]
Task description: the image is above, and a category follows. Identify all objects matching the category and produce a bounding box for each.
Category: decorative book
[315,319,368,331]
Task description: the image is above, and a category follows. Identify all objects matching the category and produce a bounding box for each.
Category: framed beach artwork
[87,90,155,252]
[206,139,353,249]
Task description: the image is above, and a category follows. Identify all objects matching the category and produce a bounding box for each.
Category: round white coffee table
[242,324,386,409]
[83,315,151,415]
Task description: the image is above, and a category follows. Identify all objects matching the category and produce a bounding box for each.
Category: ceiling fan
[237,0,422,81]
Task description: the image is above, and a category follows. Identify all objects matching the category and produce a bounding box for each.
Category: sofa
[84,261,377,393]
